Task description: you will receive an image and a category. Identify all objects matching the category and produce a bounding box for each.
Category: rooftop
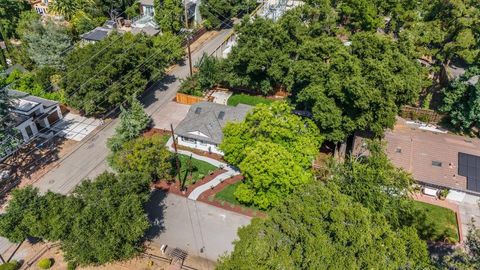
[81,27,111,41]
[383,117,480,192]
[175,102,252,145]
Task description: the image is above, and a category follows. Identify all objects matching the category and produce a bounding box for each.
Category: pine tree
[107,97,150,152]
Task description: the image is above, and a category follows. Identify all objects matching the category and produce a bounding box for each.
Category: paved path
[0,27,235,259]
[165,137,240,200]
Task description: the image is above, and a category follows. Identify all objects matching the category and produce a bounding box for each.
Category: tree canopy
[109,135,173,181]
[62,32,183,114]
[220,102,322,167]
[0,0,30,39]
[200,0,256,29]
[0,171,151,266]
[440,66,480,133]
[154,0,183,34]
[107,97,151,152]
[235,142,312,209]
[0,81,21,159]
[217,181,430,269]
[22,19,73,68]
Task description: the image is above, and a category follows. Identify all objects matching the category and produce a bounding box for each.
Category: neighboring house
[139,0,201,25]
[174,102,252,155]
[353,117,480,194]
[30,0,49,15]
[8,89,63,143]
[80,20,117,44]
[139,0,155,16]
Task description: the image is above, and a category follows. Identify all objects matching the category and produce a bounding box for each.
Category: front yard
[413,201,460,243]
[177,154,217,186]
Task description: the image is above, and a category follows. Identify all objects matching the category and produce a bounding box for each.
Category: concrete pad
[52,113,101,142]
[211,91,232,105]
[447,190,466,202]
[146,192,251,261]
[151,101,191,130]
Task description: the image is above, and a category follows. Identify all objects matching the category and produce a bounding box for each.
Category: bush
[67,261,77,270]
[0,261,19,270]
[37,258,52,269]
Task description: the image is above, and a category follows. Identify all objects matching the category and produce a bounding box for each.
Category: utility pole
[170,124,182,189]
[184,0,193,76]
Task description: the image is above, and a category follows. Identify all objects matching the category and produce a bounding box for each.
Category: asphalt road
[0,27,235,257]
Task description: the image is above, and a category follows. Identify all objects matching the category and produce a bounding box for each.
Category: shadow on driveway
[144,189,168,241]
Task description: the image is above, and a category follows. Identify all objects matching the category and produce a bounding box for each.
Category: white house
[174,102,252,155]
[8,89,63,143]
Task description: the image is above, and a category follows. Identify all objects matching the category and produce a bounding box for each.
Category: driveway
[145,192,251,262]
[447,192,480,239]
[151,101,190,130]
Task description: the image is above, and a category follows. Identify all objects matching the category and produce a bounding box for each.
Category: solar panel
[458,152,480,192]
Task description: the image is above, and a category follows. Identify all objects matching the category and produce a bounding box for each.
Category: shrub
[67,261,77,270]
[37,258,52,269]
[0,261,19,270]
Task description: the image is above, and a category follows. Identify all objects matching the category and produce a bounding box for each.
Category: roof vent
[218,111,225,120]
[195,107,202,114]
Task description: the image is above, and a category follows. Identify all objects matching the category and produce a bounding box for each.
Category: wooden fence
[400,105,444,124]
[176,93,206,105]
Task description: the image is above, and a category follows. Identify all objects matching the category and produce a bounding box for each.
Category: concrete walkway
[166,137,240,200]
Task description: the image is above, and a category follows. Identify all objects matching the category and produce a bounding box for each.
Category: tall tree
[218,181,431,269]
[107,97,151,152]
[154,0,183,33]
[236,142,312,209]
[0,172,151,266]
[23,20,72,68]
[109,135,173,181]
[0,82,21,159]
[0,0,30,39]
[440,66,480,133]
[220,102,322,168]
[63,32,183,114]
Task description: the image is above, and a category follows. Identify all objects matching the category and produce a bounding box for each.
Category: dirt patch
[176,145,225,162]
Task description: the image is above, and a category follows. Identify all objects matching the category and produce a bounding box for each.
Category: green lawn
[227,93,273,106]
[215,182,241,204]
[413,201,459,243]
[176,154,217,186]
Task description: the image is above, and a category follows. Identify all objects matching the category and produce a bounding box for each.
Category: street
[0,27,235,257]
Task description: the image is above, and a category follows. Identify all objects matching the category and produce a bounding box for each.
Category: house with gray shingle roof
[174,102,252,155]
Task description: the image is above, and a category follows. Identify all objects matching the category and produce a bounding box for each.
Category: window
[432,161,442,167]
[25,125,34,138]
[395,147,402,153]
[143,5,154,16]
[218,111,225,120]
[195,107,202,114]
[182,137,196,143]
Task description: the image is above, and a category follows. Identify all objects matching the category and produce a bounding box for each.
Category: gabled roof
[175,102,252,145]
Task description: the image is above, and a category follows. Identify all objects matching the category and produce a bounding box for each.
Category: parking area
[145,192,251,262]
[52,113,102,141]
[447,192,480,239]
[151,101,191,130]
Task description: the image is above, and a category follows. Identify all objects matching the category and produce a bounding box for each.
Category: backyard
[413,201,460,243]
[176,154,217,186]
[227,94,273,106]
